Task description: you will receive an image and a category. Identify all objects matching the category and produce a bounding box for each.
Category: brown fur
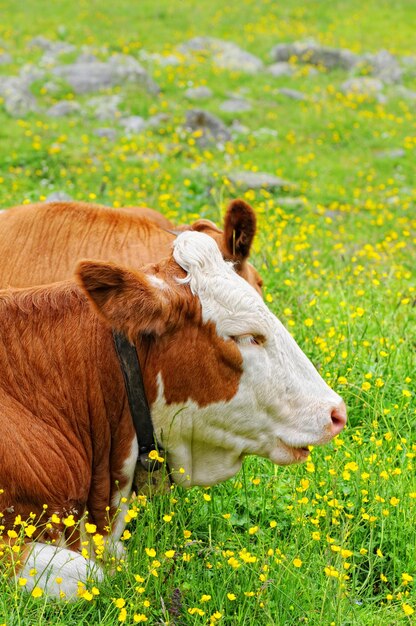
[0,200,263,293]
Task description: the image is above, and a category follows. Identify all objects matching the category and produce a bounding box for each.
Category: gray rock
[185,86,213,100]
[401,55,416,67]
[341,77,384,95]
[76,52,98,64]
[270,42,359,70]
[267,62,295,77]
[230,120,250,134]
[375,148,405,159]
[46,100,81,117]
[0,63,48,116]
[275,196,306,207]
[214,47,263,73]
[252,127,278,138]
[226,171,296,191]
[45,191,73,203]
[52,55,159,94]
[19,63,46,85]
[185,109,231,145]
[29,36,75,56]
[0,76,38,117]
[278,87,307,101]
[0,52,12,65]
[146,112,170,128]
[94,127,117,140]
[140,50,182,67]
[33,39,76,67]
[395,86,416,100]
[180,37,263,73]
[119,115,147,133]
[3,89,38,116]
[86,94,122,120]
[179,37,220,53]
[219,98,252,112]
[41,80,61,94]
[361,50,402,84]
[157,54,182,67]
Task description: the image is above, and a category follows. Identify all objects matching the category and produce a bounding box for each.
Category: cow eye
[232,334,265,346]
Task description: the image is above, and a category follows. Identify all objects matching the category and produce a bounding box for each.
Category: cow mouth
[292,446,310,461]
[281,441,310,461]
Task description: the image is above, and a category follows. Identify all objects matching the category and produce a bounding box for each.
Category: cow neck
[112,330,165,475]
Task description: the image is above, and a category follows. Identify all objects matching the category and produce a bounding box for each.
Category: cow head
[77,232,346,487]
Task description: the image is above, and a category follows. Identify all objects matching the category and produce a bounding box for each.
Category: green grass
[0,0,415,624]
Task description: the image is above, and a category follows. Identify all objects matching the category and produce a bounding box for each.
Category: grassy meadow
[0,0,415,624]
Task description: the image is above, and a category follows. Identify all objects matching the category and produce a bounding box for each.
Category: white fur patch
[20,543,104,599]
[173,231,273,337]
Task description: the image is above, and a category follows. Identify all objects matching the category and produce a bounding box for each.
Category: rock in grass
[267,62,295,77]
[29,36,75,56]
[214,46,263,73]
[185,109,231,146]
[75,52,99,64]
[180,37,263,73]
[86,94,122,121]
[361,50,402,84]
[94,127,117,140]
[278,87,307,101]
[119,116,147,134]
[52,54,159,94]
[0,63,47,117]
[46,100,81,117]
[185,86,213,101]
[227,171,296,191]
[146,113,170,128]
[0,53,12,65]
[401,55,416,67]
[219,98,252,112]
[375,148,405,159]
[395,86,416,101]
[270,42,404,84]
[270,42,359,70]
[45,192,73,203]
[274,196,307,208]
[341,77,384,95]
[139,50,183,67]
[0,76,38,117]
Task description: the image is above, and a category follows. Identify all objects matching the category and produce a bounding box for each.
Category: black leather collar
[112,330,164,473]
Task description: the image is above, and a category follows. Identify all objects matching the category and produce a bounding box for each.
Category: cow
[0,230,346,599]
[0,199,263,294]
[0,199,262,497]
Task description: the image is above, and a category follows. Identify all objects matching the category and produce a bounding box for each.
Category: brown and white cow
[0,199,263,294]
[0,231,346,598]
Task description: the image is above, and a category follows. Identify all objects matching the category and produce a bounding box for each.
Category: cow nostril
[330,404,347,435]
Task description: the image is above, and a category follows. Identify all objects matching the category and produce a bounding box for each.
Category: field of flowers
[0,0,415,624]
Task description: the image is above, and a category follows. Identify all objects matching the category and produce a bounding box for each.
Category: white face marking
[150,232,345,486]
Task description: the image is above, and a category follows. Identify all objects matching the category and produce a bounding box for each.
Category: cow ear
[189,218,222,234]
[75,260,167,338]
[223,199,256,262]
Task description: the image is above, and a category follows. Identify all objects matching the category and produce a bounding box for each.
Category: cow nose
[330,402,347,436]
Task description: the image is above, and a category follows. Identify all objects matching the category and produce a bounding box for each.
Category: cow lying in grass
[0,199,263,294]
[0,231,346,599]
[0,199,263,494]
